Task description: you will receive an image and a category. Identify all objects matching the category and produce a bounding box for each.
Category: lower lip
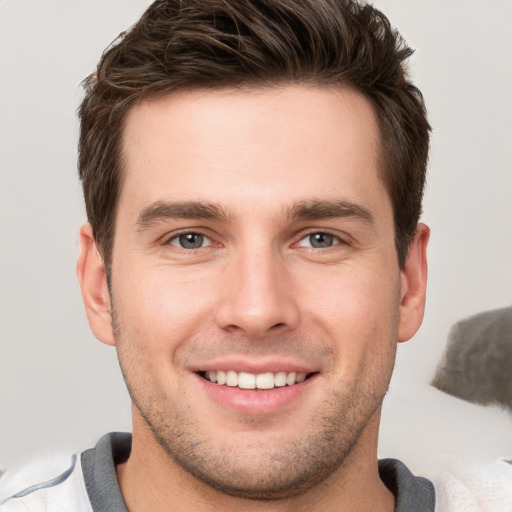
[195,373,317,415]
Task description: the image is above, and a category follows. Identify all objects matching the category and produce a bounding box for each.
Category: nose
[213,245,300,338]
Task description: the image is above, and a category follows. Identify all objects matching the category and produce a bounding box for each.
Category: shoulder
[379,458,436,512]
[0,452,92,512]
[0,433,132,512]
[431,459,512,512]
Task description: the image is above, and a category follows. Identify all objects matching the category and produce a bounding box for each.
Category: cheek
[300,264,400,372]
[304,264,400,328]
[112,266,216,353]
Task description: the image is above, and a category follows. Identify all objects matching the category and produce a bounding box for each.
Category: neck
[117,413,395,512]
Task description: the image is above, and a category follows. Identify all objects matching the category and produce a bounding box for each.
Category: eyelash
[295,230,346,249]
[165,230,214,250]
[164,229,347,251]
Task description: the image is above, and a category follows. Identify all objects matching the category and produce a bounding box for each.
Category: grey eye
[174,233,206,249]
[308,233,334,248]
[297,232,340,249]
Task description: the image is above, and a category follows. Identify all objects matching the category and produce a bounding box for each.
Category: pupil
[310,233,333,248]
[180,233,203,249]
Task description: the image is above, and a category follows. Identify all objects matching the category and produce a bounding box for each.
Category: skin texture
[77,86,429,511]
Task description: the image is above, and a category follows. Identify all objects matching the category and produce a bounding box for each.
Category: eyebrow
[136,201,230,229]
[135,198,374,230]
[287,200,374,225]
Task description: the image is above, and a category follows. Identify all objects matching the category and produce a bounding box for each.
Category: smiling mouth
[199,370,315,390]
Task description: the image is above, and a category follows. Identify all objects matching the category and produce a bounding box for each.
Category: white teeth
[256,372,275,390]
[226,370,238,387]
[204,370,310,389]
[238,372,256,389]
[274,371,287,387]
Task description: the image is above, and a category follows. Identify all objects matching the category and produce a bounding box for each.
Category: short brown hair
[78,0,430,271]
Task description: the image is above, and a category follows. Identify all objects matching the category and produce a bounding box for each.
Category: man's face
[100,86,418,498]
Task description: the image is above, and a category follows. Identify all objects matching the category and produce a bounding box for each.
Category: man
[0,0,433,510]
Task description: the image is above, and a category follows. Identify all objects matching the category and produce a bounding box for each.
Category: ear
[398,223,430,343]
[76,223,115,346]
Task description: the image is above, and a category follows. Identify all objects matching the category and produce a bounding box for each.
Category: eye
[298,232,341,249]
[168,232,211,249]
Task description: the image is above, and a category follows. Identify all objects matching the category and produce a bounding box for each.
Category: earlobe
[398,223,430,343]
[76,223,115,346]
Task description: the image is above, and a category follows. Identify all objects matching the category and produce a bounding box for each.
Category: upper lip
[188,357,318,375]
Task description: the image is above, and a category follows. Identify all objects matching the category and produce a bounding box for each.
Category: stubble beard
[140,388,386,501]
[112,308,396,501]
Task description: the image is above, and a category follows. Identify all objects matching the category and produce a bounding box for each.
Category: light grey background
[1,0,511,473]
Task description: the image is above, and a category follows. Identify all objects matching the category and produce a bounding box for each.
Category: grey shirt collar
[82,432,435,511]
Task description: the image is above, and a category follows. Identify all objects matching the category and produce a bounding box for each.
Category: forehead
[119,85,388,221]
